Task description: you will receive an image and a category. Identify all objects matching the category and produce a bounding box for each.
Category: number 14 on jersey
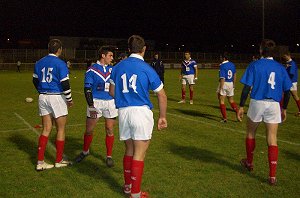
[121,74,138,93]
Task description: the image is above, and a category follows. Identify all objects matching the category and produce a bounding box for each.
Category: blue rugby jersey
[181,59,197,75]
[286,59,298,83]
[110,54,163,109]
[33,54,69,93]
[240,58,292,102]
[85,61,114,100]
[219,61,236,82]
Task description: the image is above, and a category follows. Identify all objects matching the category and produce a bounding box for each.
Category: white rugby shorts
[290,82,298,91]
[39,94,68,118]
[118,106,154,140]
[182,74,195,85]
[216,82,234,96]
[87,99,118,119]
[247,99,281,123]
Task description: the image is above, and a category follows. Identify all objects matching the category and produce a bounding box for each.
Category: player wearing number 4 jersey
[238,39,292,185]
[33,39,73,171]
[217,52,239,122]
[110,35,167,198]
[74,46,117,167]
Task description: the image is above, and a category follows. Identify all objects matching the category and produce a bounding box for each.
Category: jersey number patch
[41,67,53,83]
[121,74,138,93]
[227,70,233,79]
[268,72,276,89]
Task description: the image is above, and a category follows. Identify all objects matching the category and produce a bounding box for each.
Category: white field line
[14,113,61,157]
[154,110,300,146]
[0,123,86,133]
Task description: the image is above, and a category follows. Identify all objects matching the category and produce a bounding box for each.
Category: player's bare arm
[194,66,198,80]
[157,88,167,130]
[281,90,291,122]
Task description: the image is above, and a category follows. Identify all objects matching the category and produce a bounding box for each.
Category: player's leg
[241,118,260,171]
[123,139,134,194]
[291,90,300,115]
[178,79,186,103]
[104,118,116,167]
[189,84,194,104]
[219,94,227,122]
[131,140,151,198]
[265,122,279,185]
[228,96,239,120]
[36,114,54,170]
[54,115,72,167]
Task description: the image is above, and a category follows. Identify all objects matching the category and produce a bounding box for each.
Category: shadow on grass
[174,108,220,122]
[283,150,300,162]
[168,142,266,183]
[9,134,54,166]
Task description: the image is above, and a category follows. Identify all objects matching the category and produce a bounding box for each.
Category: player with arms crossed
[109,35,167,198]
[238,39,292,185]
[75,46,117,167]
[282,51,300,116]
[33,39,73,171]
[217,52,239,122]
[178,51,198,104]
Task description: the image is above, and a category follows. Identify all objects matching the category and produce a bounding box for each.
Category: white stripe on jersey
[87,68,111,82]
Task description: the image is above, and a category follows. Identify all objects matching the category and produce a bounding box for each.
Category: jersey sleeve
[58,62,69,82]
[84,69,94,88]
[240,63,254,86]
[147,66,163,92]
[193,61,197,68]
[219,65,226,79]
[109,68,116,85]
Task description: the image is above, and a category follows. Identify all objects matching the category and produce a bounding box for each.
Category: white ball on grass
[25,97,33,103]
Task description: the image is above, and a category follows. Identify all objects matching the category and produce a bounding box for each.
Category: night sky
[1,0,299,52]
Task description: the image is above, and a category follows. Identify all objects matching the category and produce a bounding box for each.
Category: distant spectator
[67,60,71,74]
[151,52,165,84]
[17,60,21,72]
[86,59,93,70]
[117,53,128,63]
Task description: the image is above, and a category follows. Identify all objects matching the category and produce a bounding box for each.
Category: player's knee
[105,127,114,135]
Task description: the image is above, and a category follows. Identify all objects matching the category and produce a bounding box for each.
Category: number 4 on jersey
[121,73,138,93]
[268,72,276,89]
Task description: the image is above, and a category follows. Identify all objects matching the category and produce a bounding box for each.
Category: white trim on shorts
[87,99,118,119]
[118,106,154,141]
[247,99,281,123]
[38,94,68,118]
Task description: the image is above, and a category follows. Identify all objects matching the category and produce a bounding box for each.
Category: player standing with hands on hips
[238,39,292,185]
[33,39,73,171]
[178,51,198,104]
[109,35,167,198]
[75,46,117,167]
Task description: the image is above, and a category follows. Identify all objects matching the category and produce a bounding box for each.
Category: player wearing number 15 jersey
[238,39,292,185]
[33,39,73,171]
[110,35,167,198]
[74,46,117,168]
[217,52,239,122]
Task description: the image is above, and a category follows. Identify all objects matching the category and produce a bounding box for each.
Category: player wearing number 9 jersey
[238,39,292,186]
[109,35,167,198]
[33,39,73,171]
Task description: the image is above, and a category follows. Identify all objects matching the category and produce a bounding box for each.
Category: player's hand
[88,106,99,119]
[179,75,182,81]
[157,117,167,130]
[281,109,287,122]
[67,101,74,108]
[237,107,244,122]
[194,77,198,81]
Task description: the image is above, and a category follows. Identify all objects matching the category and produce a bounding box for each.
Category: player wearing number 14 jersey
[217,52,239,122]
[110,35,167,198]
[237,39,292,185]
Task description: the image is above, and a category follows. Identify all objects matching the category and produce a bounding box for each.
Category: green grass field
[0,69,299,197]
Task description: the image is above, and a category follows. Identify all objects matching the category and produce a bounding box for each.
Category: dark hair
[260,39,276,57]
[128,35,145,53]
[48,39,62,54]
[98,46,114,58]
[282,51,291,56]
[184,51,191,55]
[154,52,159,56]
[221,52,230,60]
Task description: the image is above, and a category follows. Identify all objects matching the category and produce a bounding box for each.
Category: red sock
[55,140,65,163]
[182,90,186,100]
[83,133,93,152]
[37,135,48,161]
[131,160,144,194]
[123,155,133,185]
[190,90,194,100]
[220,104,227,119]
[105,135,114,157]
[246,138,255,164]
[268,145,278,178]
[296,100,300,112]
[230,102,238,113]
